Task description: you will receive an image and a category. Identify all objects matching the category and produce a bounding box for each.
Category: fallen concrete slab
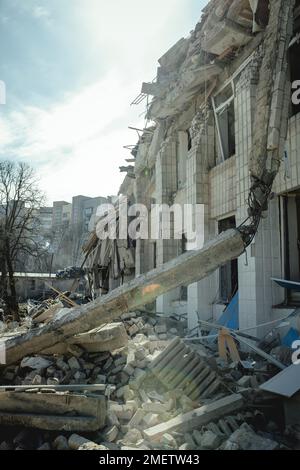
[0,391,106,431]
[143,394,244,440]
[149,337,221,401]
[2,229,245,365]
[0,412,100,432]
[68,323,128,353]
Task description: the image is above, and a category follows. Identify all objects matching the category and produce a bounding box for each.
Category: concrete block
[53,435,69,450]
[201,431,221,450]
[103,425,119,443]
[143,414,160,427]
[68,357,81,370]
[129,409,145,427]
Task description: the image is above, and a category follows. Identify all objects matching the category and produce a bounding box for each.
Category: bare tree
[0,161,45,321]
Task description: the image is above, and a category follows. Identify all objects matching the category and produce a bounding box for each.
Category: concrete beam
[2,229,245,365]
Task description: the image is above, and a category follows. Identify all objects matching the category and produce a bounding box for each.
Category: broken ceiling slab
[203,18,252,55]
[158,37,189,72]
[149,64,221,120]
[0,391,106,431]
[260,364,300,398]
[181,63,222,89]
[141,82,166,98]
[227,0,254,30]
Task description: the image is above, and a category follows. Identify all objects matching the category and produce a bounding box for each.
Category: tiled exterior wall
[155,137,182,313]
[136,62,300,333]
[235,61,284,335]
[274,112,300,194]
[186,121,218,330]
[209,156,237,219]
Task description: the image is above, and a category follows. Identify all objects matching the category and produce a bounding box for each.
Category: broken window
[153,242,157,270]
[176,131,188,189]
[181,233,187,254]
[187,129,192,151]
[212,83,236,163]
[281,192,300,305]
[218,217,238,303]
[180,234,188,301]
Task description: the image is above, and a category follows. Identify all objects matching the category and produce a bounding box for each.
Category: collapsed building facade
[1,0,300,452]
[97,0,300,337]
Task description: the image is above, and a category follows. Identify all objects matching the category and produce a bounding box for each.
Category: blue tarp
[282,327,300,348]
[217,292,239,330]
[207,292,239,342]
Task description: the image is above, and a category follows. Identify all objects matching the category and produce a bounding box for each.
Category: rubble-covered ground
[0,309,300,451]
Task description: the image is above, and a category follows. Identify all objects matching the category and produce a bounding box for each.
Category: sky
[0,0,207,204]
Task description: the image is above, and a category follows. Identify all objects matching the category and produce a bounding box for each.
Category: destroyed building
[43,195,112,272]
[1,0,300,453]
[105,0,300,338]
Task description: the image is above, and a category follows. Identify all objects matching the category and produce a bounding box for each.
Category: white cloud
[33,6,50,20]
[0,0,205,203]
[0,71,142,202]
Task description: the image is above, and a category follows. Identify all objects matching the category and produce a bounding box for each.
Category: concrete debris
[0,391,106,431]
[143,394,244,441]
[222,423,280,451]
[0,314,298,449]
[0,0,298,451]
[53,435,69,451]
[69,323,129,353]
[20,357,53,371]
[68,434,107,451]
[3,229,245,366]
[149,337,222,401]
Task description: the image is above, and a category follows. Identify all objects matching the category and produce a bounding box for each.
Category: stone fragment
[200,431,221,450]
[143,413,160,427]
[129,409,145,427]
[103,426,119,443]
[155,324,167,334]
[37,443,51,450]
[95,374,107,384]
[123,429,143,444]
[56,359,69,373]
[53,435,69,451]
[21,357,52,370]
[225,424,279,450]
[142,402,170,413]
[68,357,81,370]
[161,433,177,448]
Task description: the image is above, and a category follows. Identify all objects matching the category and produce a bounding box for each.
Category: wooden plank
[3,229,245,365]
[44,281,77,307]
[143,394,244,440]
[33,303,63,324]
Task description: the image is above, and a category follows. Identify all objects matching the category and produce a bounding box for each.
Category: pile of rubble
[0,309,299,451]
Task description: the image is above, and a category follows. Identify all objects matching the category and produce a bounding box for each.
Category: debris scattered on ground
[0,307,298,450]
